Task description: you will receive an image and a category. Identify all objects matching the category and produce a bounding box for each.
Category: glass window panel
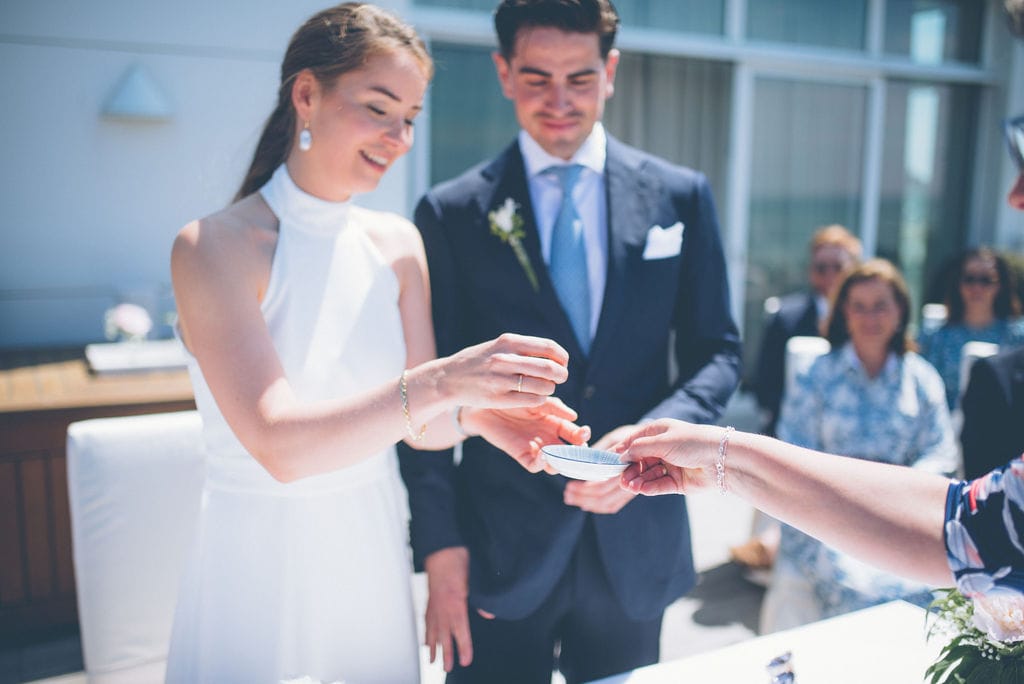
[877,81,978,321]
[428,43,519,184]
[884,0,983,64]
[415,0,724,33]
[415,0,493,10]
[747,0,866,50]
[604,54,732,224]
[616,0,723,35]
[744,78,867,375]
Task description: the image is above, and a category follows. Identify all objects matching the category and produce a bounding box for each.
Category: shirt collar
[839,342,900,380]
[519,122,607,178]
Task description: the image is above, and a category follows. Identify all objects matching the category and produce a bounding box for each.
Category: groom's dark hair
[494,0,620,61]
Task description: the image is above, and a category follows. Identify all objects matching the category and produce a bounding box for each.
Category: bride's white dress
[165,165,420,683]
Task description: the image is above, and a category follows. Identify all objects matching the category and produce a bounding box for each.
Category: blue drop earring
[299,121,312,152]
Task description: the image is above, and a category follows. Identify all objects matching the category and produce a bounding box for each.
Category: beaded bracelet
[400,370,427,442]
[716,426,735,495]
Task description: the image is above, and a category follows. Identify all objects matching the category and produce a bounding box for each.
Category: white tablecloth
[590,600,942,683]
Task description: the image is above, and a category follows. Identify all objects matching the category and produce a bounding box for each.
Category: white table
[590,601,943,683]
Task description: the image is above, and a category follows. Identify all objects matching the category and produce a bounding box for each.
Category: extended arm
[618,420,954,586]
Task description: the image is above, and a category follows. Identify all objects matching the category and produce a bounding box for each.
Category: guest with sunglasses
[958,115,1024,479]
[753,225,862,438]
[918,246,1024,410]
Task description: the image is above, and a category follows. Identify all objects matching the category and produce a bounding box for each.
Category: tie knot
[547,164,584,193]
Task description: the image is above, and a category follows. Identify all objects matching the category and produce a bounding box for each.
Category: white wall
[0,0,409,348]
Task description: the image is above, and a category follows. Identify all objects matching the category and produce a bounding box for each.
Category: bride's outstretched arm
[173,209,574,483]
[617,420,953,586]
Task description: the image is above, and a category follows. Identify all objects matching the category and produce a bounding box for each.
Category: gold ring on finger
[517,374,523,393]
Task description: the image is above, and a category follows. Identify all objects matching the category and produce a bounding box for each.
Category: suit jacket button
[583,384,596,400]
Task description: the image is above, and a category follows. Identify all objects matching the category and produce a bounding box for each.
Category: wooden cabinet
[0,349,194,641]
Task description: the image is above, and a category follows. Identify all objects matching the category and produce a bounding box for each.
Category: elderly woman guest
[166,4,586,682]
[762,259,958,632]
[918,246,1024,410]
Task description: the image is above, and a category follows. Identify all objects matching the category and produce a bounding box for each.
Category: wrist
[424,546,469,575]
[455,407,484,437]
[714,425,735,495]
[401,363,448,424]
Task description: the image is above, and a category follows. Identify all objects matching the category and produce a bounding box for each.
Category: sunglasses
[812,261,846,275]
[1007,114,1024,172]
[960,275,999,287]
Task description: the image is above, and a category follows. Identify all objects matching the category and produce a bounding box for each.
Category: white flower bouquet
[926,588,1024,682]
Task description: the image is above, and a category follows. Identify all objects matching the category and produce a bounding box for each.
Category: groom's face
[494,26,619,161]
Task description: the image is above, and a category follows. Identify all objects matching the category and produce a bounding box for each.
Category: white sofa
[66,410,204,683]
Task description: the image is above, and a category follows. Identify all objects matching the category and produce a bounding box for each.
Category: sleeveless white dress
[165,165,420,683]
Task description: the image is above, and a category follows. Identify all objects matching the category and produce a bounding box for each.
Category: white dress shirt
[519,123,608,339]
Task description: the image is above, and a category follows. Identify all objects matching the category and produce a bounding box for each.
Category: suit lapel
[588,139,658,369]
[481,145,583,354]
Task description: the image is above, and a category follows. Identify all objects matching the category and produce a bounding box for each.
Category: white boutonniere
[488,197,539,293]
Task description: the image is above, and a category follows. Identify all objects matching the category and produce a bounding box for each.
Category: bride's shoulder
[173,194,279,274]
[356,207,423,260]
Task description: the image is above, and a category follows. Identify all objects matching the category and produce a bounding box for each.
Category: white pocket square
[641,221,684,260]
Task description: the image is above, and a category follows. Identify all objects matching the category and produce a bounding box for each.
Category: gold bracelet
[400,370,427,442]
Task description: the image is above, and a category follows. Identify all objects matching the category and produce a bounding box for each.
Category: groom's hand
[424,547,473,671]
[563,424,638,513]
[464,398,590,474]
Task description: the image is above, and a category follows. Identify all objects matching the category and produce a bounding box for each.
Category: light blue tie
[547,164,591,354]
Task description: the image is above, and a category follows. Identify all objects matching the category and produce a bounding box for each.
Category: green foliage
[925,589,1024,684]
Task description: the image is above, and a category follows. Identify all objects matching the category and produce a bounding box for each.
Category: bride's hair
[235,2,432,201]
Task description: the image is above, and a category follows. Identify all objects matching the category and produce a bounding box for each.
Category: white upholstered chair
[784,335,831,398]
[66,410,204,683]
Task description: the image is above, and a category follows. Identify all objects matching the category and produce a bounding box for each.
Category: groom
[398,1,741,681]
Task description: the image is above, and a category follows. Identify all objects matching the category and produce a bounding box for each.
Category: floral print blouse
[946,458,1024,597]
[918,318,1024,409]
[777,344,959,617]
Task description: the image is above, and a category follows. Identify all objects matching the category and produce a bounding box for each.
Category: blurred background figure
[732,225,861,578]
[762,259,957,633]
[918,247,1024,411]
[753,225,863,438]
[959,115,1024,480]
[960,345,1024,478]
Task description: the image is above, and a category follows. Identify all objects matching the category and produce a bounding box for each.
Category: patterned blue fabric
[918,318,1024,409]
[777,344,958,617]
[946,458,1024,597]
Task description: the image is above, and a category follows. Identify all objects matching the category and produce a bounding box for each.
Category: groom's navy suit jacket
[398,136,742,621]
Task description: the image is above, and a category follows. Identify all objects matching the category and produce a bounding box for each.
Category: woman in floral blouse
[759,259,958,631]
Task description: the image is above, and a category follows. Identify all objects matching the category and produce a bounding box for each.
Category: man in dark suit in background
[752,225,862,437]
[398,1,741,682]
[960,346,1024,478]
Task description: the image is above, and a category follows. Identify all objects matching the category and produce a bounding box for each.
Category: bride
[165,4,587,682]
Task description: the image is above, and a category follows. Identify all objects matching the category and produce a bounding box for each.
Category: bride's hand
[463,397,590,473]
[431,333,569,410]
